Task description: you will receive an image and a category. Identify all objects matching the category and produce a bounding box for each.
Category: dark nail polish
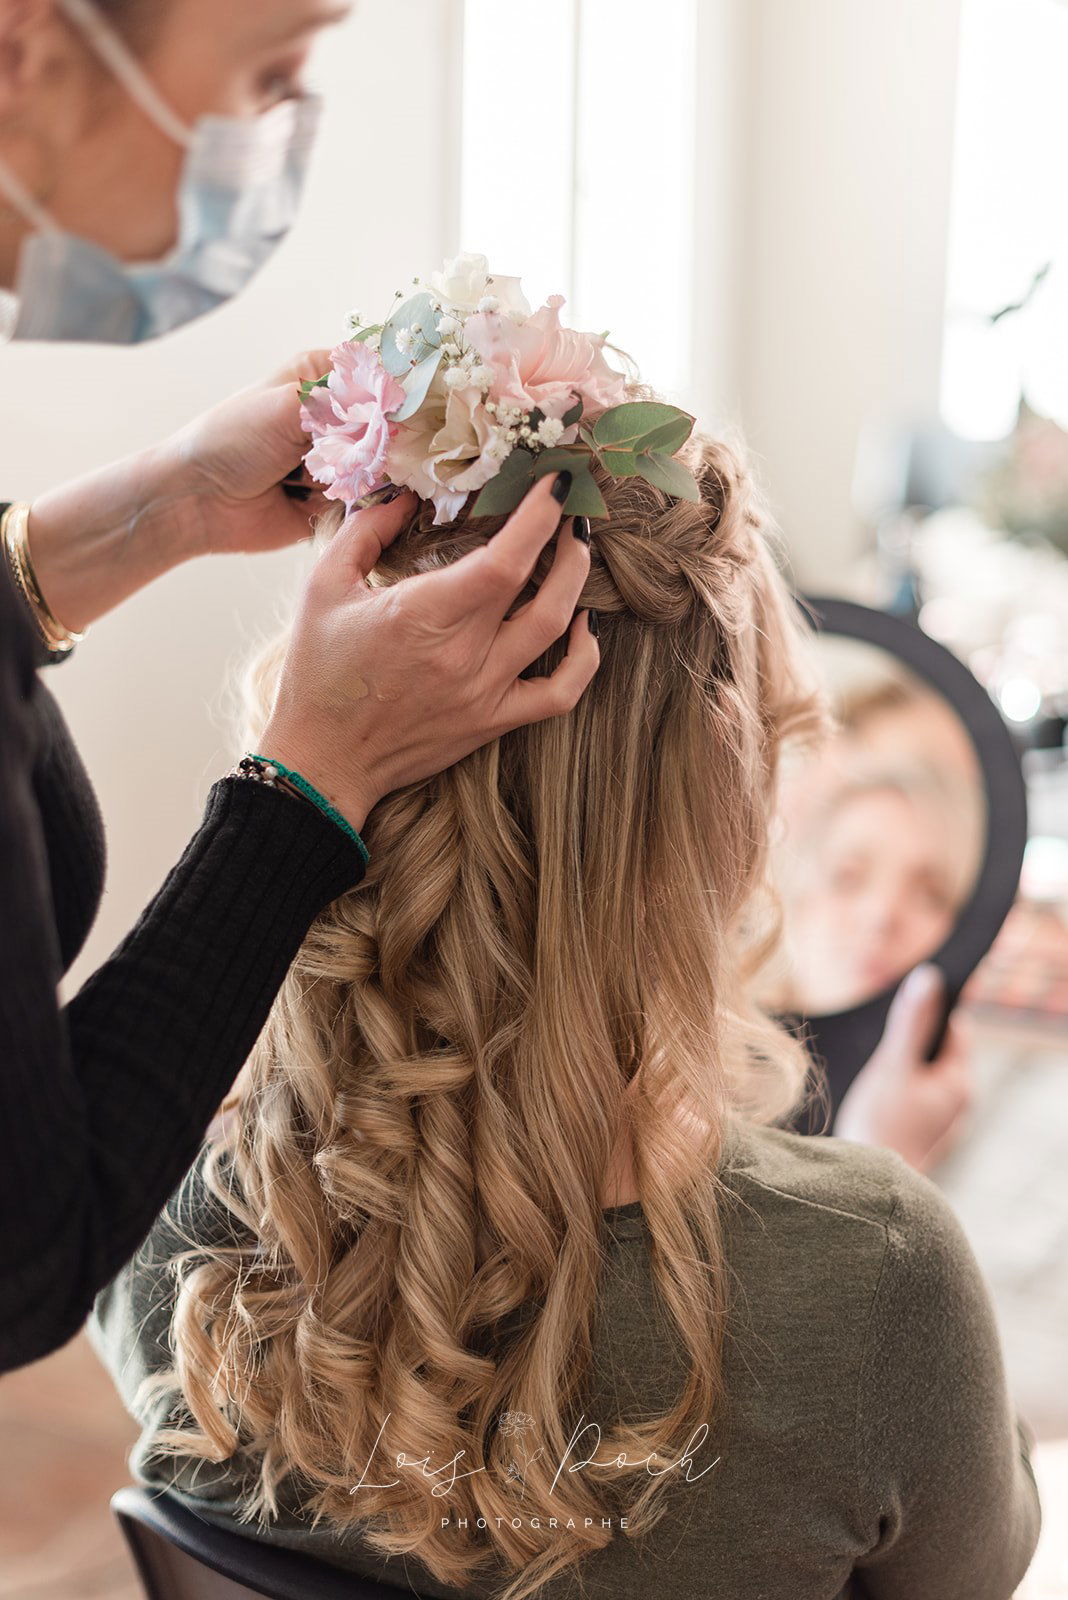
[550,470,573,504]
[587,608,599,638]
[572,515,591,544]
[282,481,313,501]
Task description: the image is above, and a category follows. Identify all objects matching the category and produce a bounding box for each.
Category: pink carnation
[463,294,628,423]
[300,340,406,504]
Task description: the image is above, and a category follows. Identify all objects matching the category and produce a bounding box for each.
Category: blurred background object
[766,636,988,1020]
[1,0,1066,1595]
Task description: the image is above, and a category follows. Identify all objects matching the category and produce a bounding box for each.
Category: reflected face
[759,637,989,1020]
[788,788,958,1014]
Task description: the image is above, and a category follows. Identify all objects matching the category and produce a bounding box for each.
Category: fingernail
[550,470,573,504]
[282,481,313,501]
[377,483,407,503]
[901,963,941,1004]
[587,608,599,638]
[572,514,591,544]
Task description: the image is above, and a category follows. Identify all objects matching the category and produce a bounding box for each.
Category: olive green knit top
[89,1115,1041,1600]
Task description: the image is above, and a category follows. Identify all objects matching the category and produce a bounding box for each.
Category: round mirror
[763,637,987,1016]
[768,597,1029,1125]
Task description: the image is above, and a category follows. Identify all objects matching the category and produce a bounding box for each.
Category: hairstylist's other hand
[26,351,332,632]
[832,963,975,1173]
[166,347,334,556]
[258,473,600,834]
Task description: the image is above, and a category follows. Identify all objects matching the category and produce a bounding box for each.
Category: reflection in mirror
[758,637,988,1017]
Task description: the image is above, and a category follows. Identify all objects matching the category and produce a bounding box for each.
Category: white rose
[482,275,530,320]
[429,251,531,320]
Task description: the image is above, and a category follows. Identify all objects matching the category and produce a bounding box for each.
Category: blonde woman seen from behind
[91,417,1041,1600]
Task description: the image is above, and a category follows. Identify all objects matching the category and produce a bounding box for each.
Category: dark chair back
[111,1486,427,1600]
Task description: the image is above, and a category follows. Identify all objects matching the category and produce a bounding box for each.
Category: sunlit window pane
[460,0,696,400]
[941,0,1068,440]
[459,0,577,310]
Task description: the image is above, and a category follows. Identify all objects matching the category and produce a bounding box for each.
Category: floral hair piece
[298,251,701,525]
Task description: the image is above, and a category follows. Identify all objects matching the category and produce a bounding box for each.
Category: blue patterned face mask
[0,0,320,343]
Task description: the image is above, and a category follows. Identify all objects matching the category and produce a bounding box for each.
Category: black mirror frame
[778,595,1029,1129]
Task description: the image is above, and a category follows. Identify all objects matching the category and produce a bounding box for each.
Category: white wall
[700,0,964,591]
[0,0,463,990]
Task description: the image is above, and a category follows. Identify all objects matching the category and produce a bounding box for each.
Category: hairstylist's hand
[833,964,976,1173]
[27,350,332,632]
[166,347,334,556]
[258,473,600,833]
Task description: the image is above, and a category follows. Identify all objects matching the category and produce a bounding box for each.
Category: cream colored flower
[428,252,531,320]
[385,373,511,524]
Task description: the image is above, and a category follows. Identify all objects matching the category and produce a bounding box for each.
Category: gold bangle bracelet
[1,501,86,654]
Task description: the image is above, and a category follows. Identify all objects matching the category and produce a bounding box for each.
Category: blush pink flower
[301,340,407,504]
[463,294,628,424]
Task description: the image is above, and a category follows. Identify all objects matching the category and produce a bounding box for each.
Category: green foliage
[599,450,643,478]
[531,448,609,516]
[634,451,702,501]
[380,291,441,376]
[298,373,329,402]
[640,414,695,455]
[592,401,694,451]
[471,447,535,515]
[388,347,444,422]
[561,467,609,517]
[561,392,584,428]
[586,401,701,501]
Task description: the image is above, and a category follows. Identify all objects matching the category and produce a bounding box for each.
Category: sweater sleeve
[851,1160,1042,1599]
[0,556,365,1371]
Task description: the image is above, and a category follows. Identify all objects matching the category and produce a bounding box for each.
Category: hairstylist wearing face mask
[0,0,599,1372]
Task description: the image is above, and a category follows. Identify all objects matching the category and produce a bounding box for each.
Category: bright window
[460,0,697,401]
[940,0,1068,440]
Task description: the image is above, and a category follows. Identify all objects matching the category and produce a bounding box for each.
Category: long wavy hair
[145,407,830,1599]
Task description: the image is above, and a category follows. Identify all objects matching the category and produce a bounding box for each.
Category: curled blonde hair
[147,413,830,1599]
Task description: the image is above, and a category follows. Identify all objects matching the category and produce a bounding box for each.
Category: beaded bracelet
[229,754,370,868]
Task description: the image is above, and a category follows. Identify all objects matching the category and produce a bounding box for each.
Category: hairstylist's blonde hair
[148,403,829,1600]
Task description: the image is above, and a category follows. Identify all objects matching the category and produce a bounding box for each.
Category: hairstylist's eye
[259,57,308,105]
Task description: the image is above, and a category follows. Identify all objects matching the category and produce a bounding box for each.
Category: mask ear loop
[55,0,194,150]
[0,156,60,233]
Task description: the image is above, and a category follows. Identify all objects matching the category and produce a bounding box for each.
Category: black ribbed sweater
[0,538,365,1372]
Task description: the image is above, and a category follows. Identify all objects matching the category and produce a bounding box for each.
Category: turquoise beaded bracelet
[238,754,370,868]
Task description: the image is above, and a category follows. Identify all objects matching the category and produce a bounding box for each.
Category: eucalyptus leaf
[561,469,609,518]
[387,347,443,422]
[471,447,535,515]
[639,413,695,455]
[298,373,330,401]
[636,451,702,502]
[530,447,585,480]
[379,342,410,378]
[593,401,693,450]
[602,449,642,478]
[529,451,608,514]
[561,392,584,428]
[380,290,441,376]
